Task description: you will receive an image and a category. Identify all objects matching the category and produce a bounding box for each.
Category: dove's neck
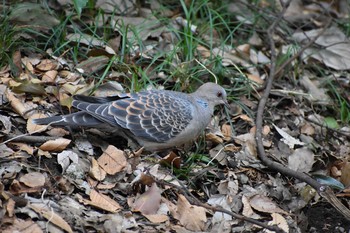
[193,98,214,126]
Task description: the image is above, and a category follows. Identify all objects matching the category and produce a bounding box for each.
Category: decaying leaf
[39,138,71,152]
[132,183,162,215]
[19,172,45,188]
[29,203,73,233]
[90,158,106,181]
[174,194,207,232]
[293,26,350,70]
[97,145,127,175]
[288,147,315,173]
[2,218,42,233]
[273,124,304,149]
[265,213,289,233]
[79,189,122,213]
[250,194,288,215]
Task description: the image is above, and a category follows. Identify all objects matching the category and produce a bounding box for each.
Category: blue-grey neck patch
[196,99,208,108]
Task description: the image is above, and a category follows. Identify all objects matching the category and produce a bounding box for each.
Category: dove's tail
[32,112,103,127]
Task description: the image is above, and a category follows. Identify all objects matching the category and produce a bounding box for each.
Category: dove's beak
[223,100,230,109]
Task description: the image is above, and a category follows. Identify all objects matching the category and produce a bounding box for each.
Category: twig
[155,178,285,233]
[255,0,350,221]
[3,134,60,144]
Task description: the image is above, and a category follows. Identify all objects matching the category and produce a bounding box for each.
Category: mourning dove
[33,82,228,151]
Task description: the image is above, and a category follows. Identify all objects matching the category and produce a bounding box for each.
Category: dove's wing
[72,91,194,142]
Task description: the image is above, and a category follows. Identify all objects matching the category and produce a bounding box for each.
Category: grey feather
[33,82,228,151]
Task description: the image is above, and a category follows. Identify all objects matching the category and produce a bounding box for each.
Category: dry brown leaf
[19,172,45,188]
[223,144,241,152]
[6,89,30,118]
[301,123,315,136]
[250,194,288,215]
[132,182,162,215]
[262,125,271,136]
[81,189,122,213]
[265,213,289,233]
[197,45,211,58]
[234,132,257,157]
[2,218,42,233]
[340,161,350,186]
[221,124,232,141]
[36,59,57,71]
[10,180,42,195]
[42,70,58,83]
[90,158,106,181]
[175,194,207,231]
[6,198,15,217]
[10,142,34,155]
[12,50,22,75]
[242,195,257,218]
[239,114,255,125]
[159,151,181,169]
[29,203,73,233]
[39,138,71,152]
[97,145,127,175]
[247,74,264,84]
[206,132,224,144]
[27,113,48,133]
[144,214,169,223]
[37,149,52,158]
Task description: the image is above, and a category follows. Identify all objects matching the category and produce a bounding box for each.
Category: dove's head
[194,82,228,108]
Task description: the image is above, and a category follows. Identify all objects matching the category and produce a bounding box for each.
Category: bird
[33,82,228,151]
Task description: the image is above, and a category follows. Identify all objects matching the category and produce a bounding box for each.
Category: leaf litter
[0,0,350,232]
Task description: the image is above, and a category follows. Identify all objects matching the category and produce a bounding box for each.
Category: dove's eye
[217,92,223,98]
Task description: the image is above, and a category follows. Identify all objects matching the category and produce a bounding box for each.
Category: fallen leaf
[36,59,58,71]
[250,194,288,215]
[2,218,42,233]
[265,213,289,233]
[293,26,350,70]
[29,203,73,233]
[159,151,181,169]
[174,194,207,231]
[97,145,127,175]
[19,172,45,188]
[90,158,106,181]
[39,138,71,152]
[288,147,315,173]
[143,214,168,223]
[132,182,162,215]
[27,113,49,133]
[273,124,304,149]
[81,189,122,213]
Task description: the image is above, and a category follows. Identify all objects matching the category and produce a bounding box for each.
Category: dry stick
[155,179,285,233]
[255,1,350,220]
[4,134,60,144]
